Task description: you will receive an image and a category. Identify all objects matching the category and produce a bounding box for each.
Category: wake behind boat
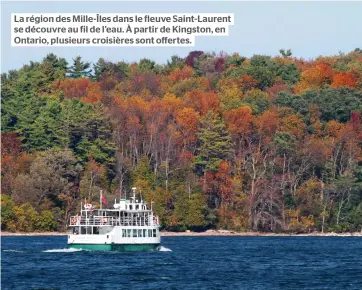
[67,187,161,251]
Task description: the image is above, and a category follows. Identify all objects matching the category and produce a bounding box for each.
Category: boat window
[122,229,126,237]
[127,229,132,237]
[136,205,139,210]
[148,229,152,237]
[138,229,142,237]
[129,205,133,210]
[153,229,156,237]
[133,229,137,237]
[143,229,147,237]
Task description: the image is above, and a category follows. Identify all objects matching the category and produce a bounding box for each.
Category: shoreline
[161,230,362,237]
[1,231,68,236]
[1,230,361,237]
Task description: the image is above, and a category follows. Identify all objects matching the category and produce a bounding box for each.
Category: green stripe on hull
[69,244,112,251]
[68,244,159,252]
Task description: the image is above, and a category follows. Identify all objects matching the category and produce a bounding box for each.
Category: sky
[1,1,362,73]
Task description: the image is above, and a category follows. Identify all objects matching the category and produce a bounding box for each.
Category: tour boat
[67,187,161,251]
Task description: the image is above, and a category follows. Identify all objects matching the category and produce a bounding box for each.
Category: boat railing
[69,215,155,227]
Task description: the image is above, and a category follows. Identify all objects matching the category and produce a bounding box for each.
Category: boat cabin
[69,193,159,237]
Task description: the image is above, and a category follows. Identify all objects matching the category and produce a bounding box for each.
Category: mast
[131,187,136,202]
[100,190,103,210]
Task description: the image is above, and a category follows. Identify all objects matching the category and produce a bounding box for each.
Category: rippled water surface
[2,236,362,289]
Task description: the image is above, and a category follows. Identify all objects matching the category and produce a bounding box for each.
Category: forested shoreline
[1,49,362,233]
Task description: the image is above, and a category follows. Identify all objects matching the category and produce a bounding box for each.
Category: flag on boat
[101,191,107,205]
[84,200,94,210]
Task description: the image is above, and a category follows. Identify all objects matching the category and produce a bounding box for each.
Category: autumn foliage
[2,50,362,233]
[332,72,357,88]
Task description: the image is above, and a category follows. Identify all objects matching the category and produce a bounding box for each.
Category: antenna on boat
[100,190,103,210]
[122,190,126,201]
[131,187,136,202]
[139,190,143,203]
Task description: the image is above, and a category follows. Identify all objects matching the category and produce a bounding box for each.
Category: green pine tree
[68,56,92,78]
[194,111,232,175]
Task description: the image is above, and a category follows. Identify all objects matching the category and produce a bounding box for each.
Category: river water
[2,236,362,289]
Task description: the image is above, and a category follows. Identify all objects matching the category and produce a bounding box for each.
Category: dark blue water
[2,236,362,289]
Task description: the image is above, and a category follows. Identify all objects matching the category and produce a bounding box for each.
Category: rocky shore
[160,229,362,237]
[1,230,361,237]
[1,231,68,236]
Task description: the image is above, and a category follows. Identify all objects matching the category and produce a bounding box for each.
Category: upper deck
[69,209,159,227]
[69,190,159,228]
